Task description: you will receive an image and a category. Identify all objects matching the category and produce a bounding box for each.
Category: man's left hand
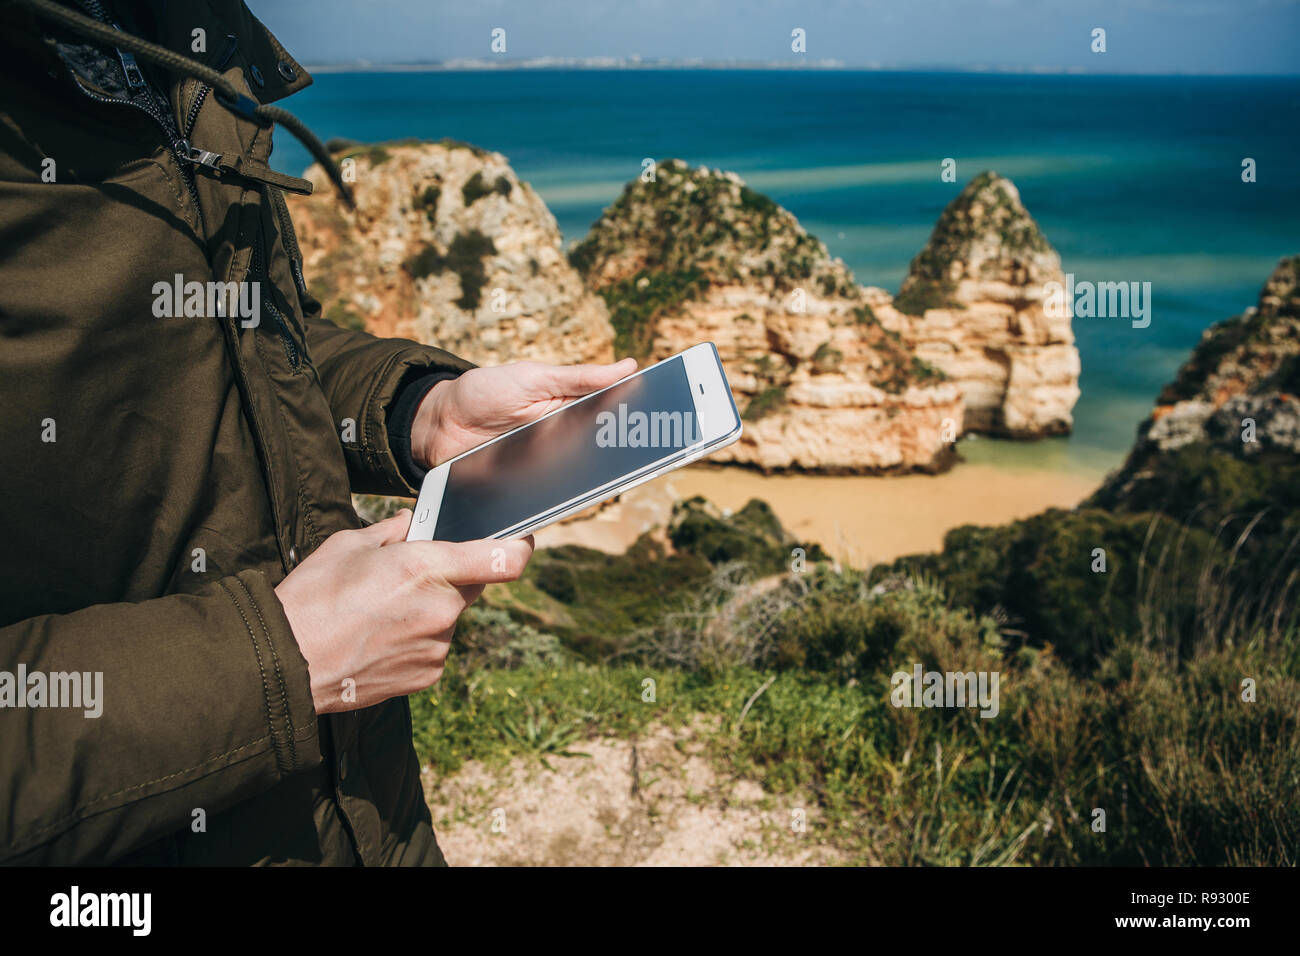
[410,358,637,469]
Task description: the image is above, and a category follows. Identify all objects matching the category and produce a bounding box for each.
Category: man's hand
[411,358,637,469]
[274,510,534,714]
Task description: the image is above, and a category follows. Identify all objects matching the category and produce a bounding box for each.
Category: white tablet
[406,342,742,542]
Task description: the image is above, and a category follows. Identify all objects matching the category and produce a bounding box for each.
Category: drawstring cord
[9,0,355,207]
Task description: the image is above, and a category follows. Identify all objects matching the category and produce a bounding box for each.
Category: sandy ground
[536,461,1105,567]
[423,721,845,866]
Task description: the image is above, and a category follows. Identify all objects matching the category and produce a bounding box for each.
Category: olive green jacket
[0,0,470,864]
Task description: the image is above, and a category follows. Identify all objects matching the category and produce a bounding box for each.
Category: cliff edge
[288,139,614,367]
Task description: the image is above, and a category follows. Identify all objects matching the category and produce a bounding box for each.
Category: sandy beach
[666,463,1105,566]
[535,452,1109,567]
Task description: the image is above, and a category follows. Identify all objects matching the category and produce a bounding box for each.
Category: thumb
[360,508,413,546]
[545,357,637,397]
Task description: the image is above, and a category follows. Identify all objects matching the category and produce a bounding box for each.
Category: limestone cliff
[570,160,963,473]
[1092,255,1300,508]
[885,171,1080,437]
[291,145,1076,474]
[287,139,614,366]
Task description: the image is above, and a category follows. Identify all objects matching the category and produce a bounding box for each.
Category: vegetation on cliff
[570,159,845,292]
[898,170,1056,312]
[403,229,498,310]
[569,159,868,372]
[598,267,707,359]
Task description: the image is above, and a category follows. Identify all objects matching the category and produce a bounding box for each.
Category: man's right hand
[274,510,534,714]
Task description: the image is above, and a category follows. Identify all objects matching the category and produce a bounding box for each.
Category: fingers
[536,358,637,398]
[359,509,413,545]
[403,536,535,587]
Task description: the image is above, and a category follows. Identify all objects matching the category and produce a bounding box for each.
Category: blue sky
[253,0,1300,74]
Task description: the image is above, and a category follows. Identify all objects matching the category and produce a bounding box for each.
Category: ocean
[269,69,1300,476]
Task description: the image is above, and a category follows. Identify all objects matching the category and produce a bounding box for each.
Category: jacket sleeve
[304,317,474,497]
[0,570,320,865]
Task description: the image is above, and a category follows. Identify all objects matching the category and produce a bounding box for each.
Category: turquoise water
[271,70,1300,474]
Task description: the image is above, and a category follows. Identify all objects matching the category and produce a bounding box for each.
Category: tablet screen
[432,355,701,542]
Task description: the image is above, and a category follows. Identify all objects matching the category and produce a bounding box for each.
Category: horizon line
[300,58,1300,78]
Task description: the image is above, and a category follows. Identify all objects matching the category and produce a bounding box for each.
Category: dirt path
[422,722,845,866]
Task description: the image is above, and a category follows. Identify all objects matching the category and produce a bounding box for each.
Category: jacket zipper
[72,80,208,233]
[66,8,210,234]
[183,34,238,140]
[183,85,210,139]
[251,227,301,370]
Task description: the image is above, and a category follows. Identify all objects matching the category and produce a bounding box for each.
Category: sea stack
[885,171,1081,438]
[570,159,963,473]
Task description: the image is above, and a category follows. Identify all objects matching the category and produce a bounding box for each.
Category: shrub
[635,562,797,673]
[910,355,947,383]
[325,301,365,331]
[893,278,960,315]
[811,342,843,374]
[403,244,443,280]
[739,185,778,218]
[874,508,1230,671]
[534,562,578,604]
[454,606,568,671]
[403,230,498,310]
[668,497,804,575]
[743,385,788,422]
[596,268,706,360]
[461,171,488,206]
[508,535,715,659]
[413,184,441,222]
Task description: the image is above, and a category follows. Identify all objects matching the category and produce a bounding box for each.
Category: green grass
[412,574,1299,865]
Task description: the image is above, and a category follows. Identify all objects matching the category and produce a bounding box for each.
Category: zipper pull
[110,23,146,89]
[181,141,224,170]
[117,49,146,89]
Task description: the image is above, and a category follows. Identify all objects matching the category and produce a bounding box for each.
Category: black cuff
[386,369,462,489]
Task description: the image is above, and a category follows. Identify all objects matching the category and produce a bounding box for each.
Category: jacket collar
[147,0,313,104]
[27,0,313,105]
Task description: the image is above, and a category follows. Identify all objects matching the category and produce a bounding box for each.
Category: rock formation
[292,144,1078,474]
[1093,254,1300,507]
[288,139,614,366]
[570,160,963,473]
[883,172,1081,437]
